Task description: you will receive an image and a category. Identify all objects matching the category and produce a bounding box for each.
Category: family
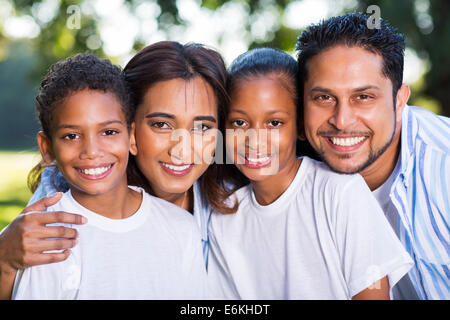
[0,13,448,300]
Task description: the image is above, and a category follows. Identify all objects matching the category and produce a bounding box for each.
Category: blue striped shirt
[390,105,450,299]
[28,168,212,270]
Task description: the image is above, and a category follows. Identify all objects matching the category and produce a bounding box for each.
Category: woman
[0,41,233,299]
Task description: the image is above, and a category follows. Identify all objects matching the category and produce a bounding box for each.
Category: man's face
[303,45,404,175]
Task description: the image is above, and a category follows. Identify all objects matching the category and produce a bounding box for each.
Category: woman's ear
[129,122,138,156]
[36,131,55,164]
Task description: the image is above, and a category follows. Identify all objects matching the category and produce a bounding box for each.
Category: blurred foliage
[0,0,448,150]
[0,151,36,230]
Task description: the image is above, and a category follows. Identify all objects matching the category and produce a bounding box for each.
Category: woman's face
[131,76,219,199]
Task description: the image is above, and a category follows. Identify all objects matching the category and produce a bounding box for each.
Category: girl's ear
[36,131,55,164]
[129,122,138,156]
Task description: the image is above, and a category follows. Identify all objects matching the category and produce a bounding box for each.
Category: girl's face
[131,76,218,198]
[226,76,298,183]
[38,89,131,197]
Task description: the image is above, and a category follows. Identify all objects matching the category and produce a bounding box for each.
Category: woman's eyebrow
[194,116,216,123]
[145,112,175,119]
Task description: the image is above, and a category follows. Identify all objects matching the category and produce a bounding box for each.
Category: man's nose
[327,101,357,130]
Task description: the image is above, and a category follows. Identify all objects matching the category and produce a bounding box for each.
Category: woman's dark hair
[28,53,132,193]
[122,41,234,213]
[219,47,302,203]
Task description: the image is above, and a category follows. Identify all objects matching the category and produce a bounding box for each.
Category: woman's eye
[63,133,79,140]
[152,121,170,129]
[193,123,211,132]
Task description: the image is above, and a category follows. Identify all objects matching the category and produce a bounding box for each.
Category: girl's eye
[63,133,79,140]
[231,120,246,127]
[103,129,118,136]
[152,121,170,129]
[269,120,283,127]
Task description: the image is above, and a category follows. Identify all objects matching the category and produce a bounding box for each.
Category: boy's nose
[80,137,102,160]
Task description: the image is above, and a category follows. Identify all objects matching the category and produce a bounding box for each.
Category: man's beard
[318,118,397,175]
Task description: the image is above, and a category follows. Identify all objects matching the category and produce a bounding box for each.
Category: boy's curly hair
[36,53,133,137]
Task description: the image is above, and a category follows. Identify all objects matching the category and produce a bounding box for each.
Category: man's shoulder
[402,105,450,156]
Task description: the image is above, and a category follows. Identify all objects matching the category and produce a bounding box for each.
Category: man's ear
[37,131,55,165]
[129,122,138,156]
[395,84,411,122]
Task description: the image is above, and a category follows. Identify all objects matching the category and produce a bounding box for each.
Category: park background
[0,0,449,230]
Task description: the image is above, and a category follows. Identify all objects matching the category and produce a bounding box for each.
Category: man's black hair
[295,13,406,100]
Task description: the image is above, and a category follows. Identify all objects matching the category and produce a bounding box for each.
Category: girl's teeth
[330,137,366,146]
[81,166,110,175]
[162,163,191,171]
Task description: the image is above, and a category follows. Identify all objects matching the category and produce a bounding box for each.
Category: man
[296,13,449,299]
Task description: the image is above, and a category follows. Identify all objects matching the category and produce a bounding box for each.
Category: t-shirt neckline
[65,187,147,233]
[249,156,309,213]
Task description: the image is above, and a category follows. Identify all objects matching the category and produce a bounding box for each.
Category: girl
[11,53,207,299]
[0,41,231,298]
[207,47,413,299]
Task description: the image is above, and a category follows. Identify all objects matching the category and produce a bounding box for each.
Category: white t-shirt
[372,159,420,300]
[208,157,413,299]
[12,187,207,300]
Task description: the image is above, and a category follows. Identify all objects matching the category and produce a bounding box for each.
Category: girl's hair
[28,53,132,193]
[219,47,301,205]
[122,41,235,213]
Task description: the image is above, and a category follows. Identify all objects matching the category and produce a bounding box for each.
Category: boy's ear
[36,131,55,164]
[129,122,138,156]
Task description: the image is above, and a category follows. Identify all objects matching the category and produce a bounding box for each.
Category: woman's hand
[0,192,87,272]
[0,192,87,299]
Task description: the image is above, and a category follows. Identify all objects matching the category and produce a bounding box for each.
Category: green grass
[0,151,40,230]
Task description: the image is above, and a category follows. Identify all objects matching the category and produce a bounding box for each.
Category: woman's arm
[0,193,86,299]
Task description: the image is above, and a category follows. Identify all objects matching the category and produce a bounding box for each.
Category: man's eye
[359,94,370,100]
[317,95,331,101]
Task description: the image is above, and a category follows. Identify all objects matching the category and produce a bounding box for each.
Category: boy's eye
[103,129,118,136]
[63,133,79,140]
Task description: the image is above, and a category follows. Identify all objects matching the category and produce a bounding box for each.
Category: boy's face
[226,76,298,182]
[302,45,407,175]
[38,89,131,197]
[131,76,218,198]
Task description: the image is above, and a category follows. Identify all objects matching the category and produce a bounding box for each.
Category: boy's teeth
[162,163,191,171]
[330,136,366,146]
[80,166,110,175]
